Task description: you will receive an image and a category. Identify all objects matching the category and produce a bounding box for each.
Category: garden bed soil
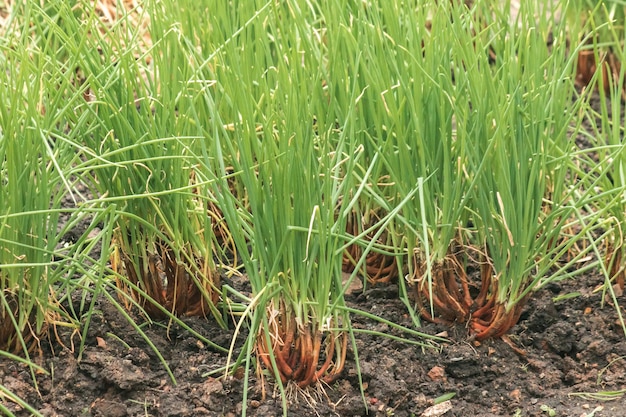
[1,270,626,417]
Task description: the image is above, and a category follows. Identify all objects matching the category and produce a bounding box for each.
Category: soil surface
[1,268,626,417]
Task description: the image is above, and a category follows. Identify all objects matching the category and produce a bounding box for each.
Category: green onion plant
[206,1,355,391]
[0,0,115,379]
[344,1,476,327]
[466,0,595,339]
[72,0,224,321]
[196,3,441,414]
[326,2,403,287]
[338,0,599,340]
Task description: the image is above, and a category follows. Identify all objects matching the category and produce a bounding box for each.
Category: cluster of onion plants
[466,0,585,339]
[198,4,357,407]
[572,1,625,97]
[0,1,115,414]
[347,2,477,325]
[1,0,227,408]
[191,2,441,414]
[69,0,226,322]
[329,0,604,340]
[204,0,364,390]
[324,2,405,287]
[4,0,626,416]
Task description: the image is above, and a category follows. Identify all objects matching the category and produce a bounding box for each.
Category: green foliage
[2,0,626,415]
[0,0,115,387]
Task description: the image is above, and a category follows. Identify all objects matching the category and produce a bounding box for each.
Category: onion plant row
[1,0,625,416]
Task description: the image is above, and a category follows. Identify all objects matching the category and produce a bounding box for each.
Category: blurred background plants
[574,0,625,97]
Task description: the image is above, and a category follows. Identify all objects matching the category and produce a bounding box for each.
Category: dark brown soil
[2,268,626,417]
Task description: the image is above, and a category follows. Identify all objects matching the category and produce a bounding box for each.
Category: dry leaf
[421,400,453,417]
[427,366,446,382]
[96,336,106,348]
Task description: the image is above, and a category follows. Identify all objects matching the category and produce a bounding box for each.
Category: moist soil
[1,270,626,417]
